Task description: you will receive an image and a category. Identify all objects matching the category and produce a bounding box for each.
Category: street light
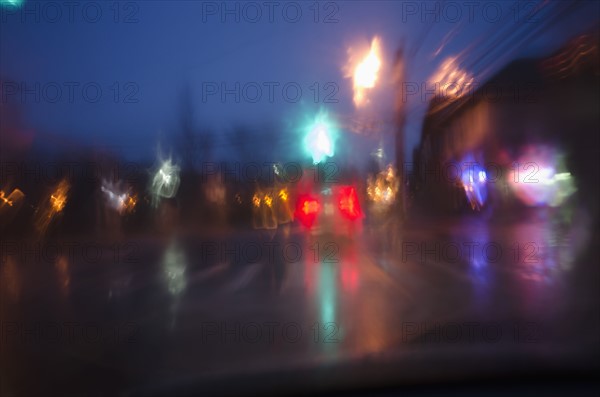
[346,36,383,108]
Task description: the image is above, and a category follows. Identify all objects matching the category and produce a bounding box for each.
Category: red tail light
[338,186,362,220]
[295,194,320,228]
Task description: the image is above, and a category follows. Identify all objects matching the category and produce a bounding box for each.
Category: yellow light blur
[0,191,12,206]
[264,194,273,208]
[123,194,137,214]
[367,164,398,207]
[35,179,70,235]
[50,180,69,213]
[278,188,288,202]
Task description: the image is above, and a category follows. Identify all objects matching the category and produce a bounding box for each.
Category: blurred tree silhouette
[177,84,216,171]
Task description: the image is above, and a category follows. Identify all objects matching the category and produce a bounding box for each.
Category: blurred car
[294,184,363,235]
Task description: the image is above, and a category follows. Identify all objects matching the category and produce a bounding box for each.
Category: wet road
[1,208,599,396]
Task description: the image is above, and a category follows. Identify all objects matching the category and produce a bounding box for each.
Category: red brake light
[295,194,320,228]
[338,186,362,220]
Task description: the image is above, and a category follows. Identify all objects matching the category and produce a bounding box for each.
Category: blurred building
[412,33,599,215]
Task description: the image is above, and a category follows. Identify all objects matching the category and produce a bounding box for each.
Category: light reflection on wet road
[1,209,598,396]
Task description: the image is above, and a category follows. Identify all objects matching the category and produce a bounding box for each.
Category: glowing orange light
[123,194,137,213]
[428,56,474,99]
[50,179,69,213]
[34,179,70,235]
[0,189,25,228]
[264,194,273,208]
[346,36,382,107]
[278,188,288,202]
[0,190,13,206]
[367,164,398,207]
[50,194,66,212]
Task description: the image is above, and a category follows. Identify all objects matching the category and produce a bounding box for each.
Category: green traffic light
[303,109,338,164]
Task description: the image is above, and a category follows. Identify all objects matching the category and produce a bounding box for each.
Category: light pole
[393,47,406,219]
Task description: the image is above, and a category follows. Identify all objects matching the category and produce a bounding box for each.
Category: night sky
[1,1,598,164]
